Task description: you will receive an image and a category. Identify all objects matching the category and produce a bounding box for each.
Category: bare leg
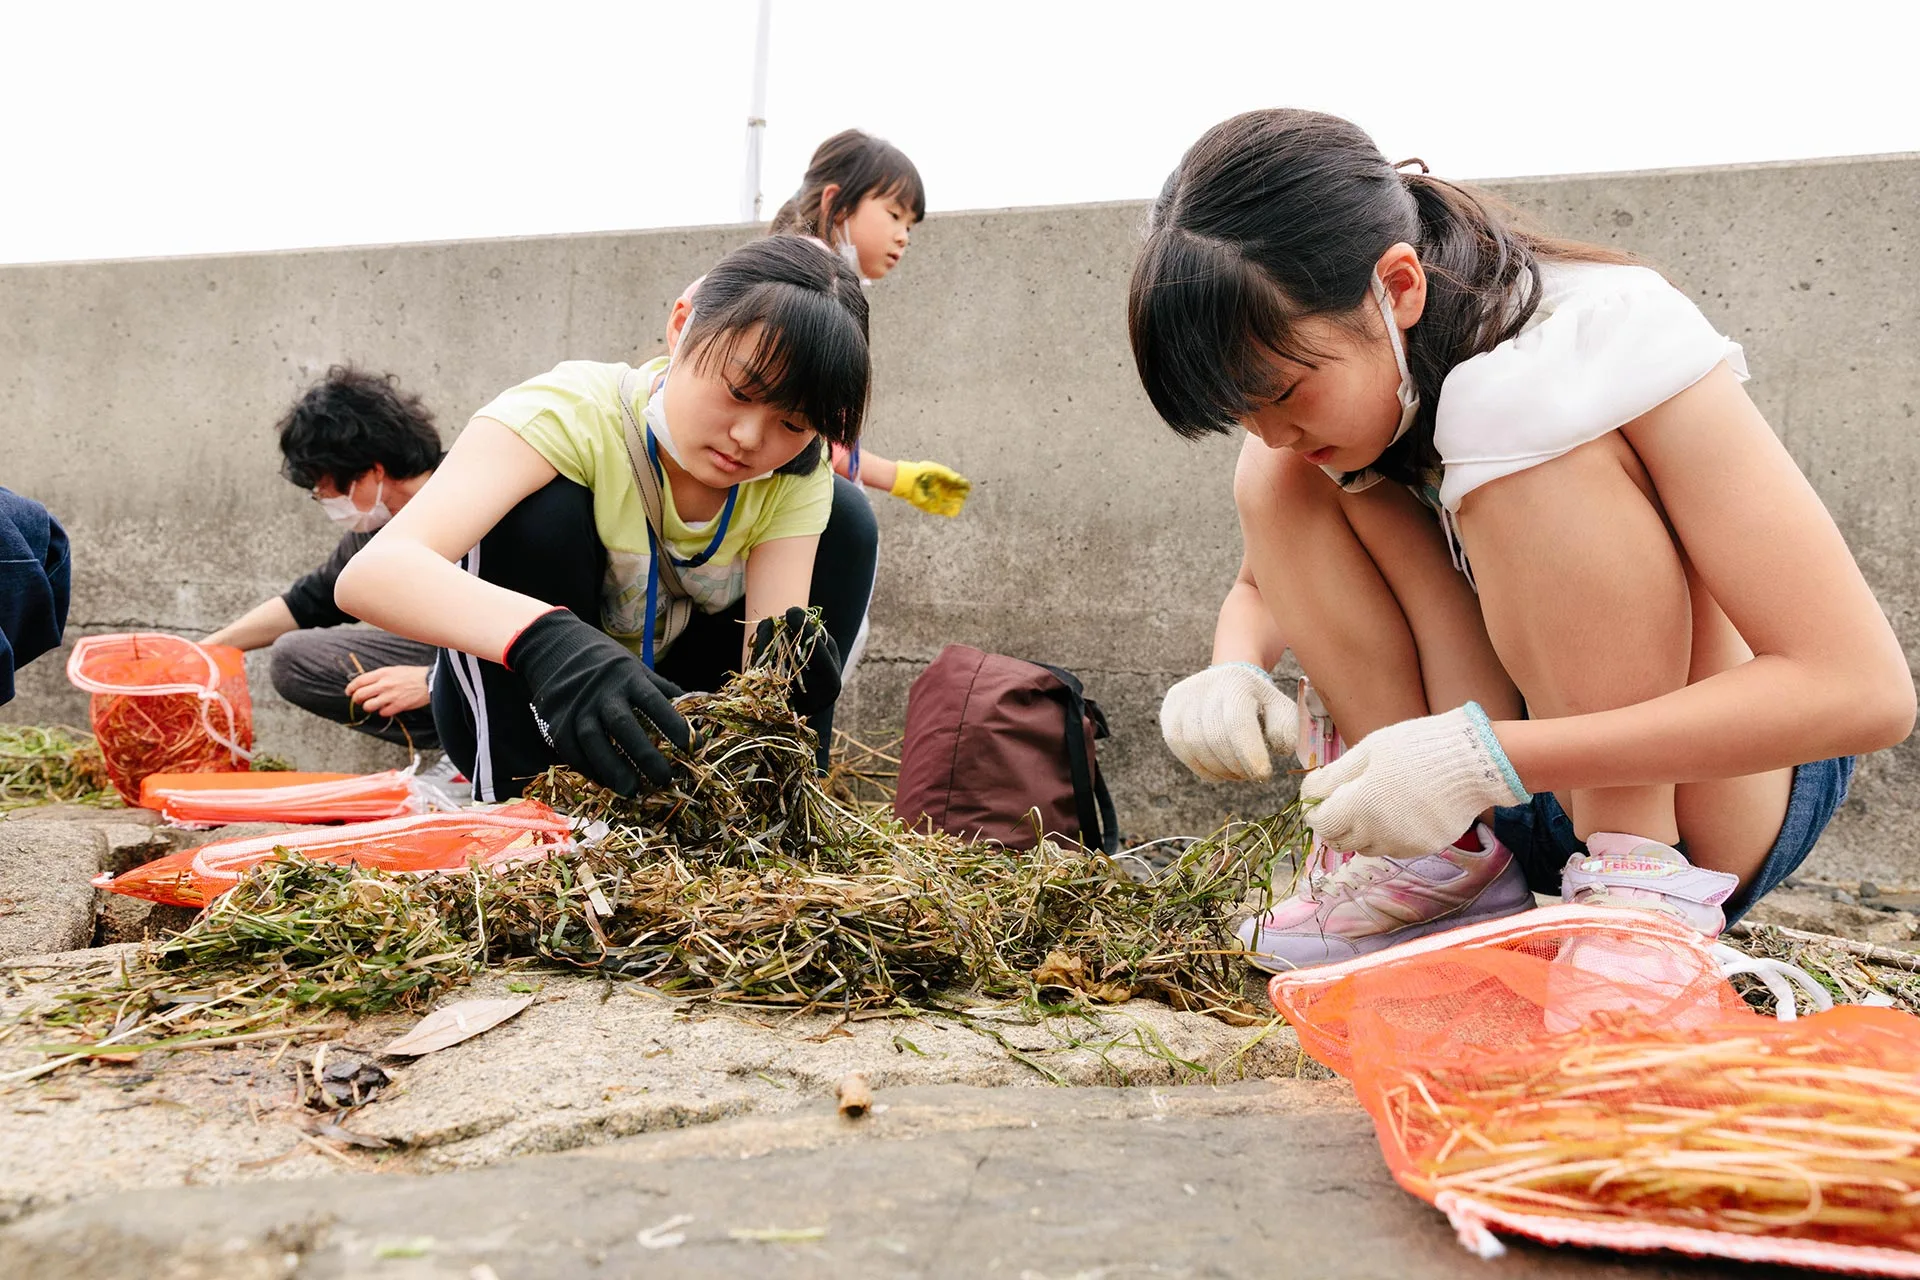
[1458,433,1791,884]
[1673,556,1797,879]
[1237,447,1520,741]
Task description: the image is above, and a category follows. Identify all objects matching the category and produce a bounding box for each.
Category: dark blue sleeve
[0,487,72,707]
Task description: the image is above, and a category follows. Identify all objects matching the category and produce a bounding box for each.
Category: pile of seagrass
[7,628,1309,1062]
[0,725,117,812]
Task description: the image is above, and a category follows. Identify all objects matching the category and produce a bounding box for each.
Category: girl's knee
[1460,432,1656,533]
[1234,445,1343,541]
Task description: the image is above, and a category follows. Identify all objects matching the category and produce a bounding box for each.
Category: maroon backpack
[893,645,1118,853]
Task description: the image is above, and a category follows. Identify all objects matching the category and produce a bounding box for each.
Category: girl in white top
[1134,109,1912,972]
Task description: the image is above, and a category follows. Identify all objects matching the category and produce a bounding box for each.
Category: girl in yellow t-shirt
[335,238,877,801]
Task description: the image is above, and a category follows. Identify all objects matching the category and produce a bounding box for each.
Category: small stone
[1860,881,1881,899]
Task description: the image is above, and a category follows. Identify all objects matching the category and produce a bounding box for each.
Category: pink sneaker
[1235,823,1535,973]
[1545,832,1741,1032]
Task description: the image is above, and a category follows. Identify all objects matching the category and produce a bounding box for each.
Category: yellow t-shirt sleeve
[473,360,630,492]
[753,464,834,545]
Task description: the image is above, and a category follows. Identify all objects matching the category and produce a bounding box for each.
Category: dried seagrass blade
[9,658,1316,1064]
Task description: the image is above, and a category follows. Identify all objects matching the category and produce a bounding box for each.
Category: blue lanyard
[641,425,738,668]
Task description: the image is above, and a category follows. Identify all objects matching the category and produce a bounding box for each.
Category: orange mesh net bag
[1268,903,1920,1275]
[66,633,253,804]
[138,768,448,826]
[93,800,572,908]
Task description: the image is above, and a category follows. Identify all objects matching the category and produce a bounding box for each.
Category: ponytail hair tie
[1394,157,1431,176]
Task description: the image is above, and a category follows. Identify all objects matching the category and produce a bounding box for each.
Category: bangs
[843,138,926,223]
[872,159,927,222]
[1127,228,1336,439]
[685,281,870,446]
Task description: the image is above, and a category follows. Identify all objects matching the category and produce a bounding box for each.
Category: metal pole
[741,0,772,223]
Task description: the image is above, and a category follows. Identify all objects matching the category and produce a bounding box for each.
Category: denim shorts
[1492,756,1856,925]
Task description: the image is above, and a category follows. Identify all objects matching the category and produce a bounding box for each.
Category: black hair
[1130,109,1631,483]
[768,129,926,239]
[681,236,871,475]
[277,366,442,491]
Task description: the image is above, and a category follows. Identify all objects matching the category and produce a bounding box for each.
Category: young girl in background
[336,238,877,801]
[1136,109,1912,972]
[770,129,970,520]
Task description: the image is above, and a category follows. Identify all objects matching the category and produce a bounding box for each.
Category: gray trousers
[268,627,441,750]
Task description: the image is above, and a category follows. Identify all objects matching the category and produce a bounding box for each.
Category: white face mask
[318,478,391,533]
[803,231,872,286]
[642,356,777,487]
[835,231,869,284]
[1372,271,1419,446]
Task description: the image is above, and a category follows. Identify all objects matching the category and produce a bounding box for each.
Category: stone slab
[0,963,1323,1223]
[0,824,106,958]
[0,1082,1788,1280]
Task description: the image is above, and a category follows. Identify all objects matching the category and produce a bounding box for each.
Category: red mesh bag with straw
[93,800,573,908]
[1268,903,1920,1275]
[66,634,253,804]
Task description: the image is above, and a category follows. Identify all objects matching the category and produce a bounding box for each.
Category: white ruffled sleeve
[1434,265,1747,513]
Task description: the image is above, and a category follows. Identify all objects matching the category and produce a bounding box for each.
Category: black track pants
[432,474,877,800]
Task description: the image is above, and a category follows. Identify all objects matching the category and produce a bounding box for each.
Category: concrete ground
[0,806,1909,1278]
[0,1082,1796,1280]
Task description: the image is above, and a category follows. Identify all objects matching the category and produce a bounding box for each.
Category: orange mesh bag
[138,768,443,826]
[93,800,572,908]
[1269,903,1920,1274]
[67,633,253,804]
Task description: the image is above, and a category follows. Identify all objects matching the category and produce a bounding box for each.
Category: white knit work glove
[1159,662,1299,782]
[1300,702,1529,857]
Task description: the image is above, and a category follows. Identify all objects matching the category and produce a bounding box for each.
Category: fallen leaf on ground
[1031,950,1136,1004]
[383,996,533,1055]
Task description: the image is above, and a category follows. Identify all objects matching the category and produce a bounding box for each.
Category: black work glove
[749,606,842,723]
[505,608,691,795]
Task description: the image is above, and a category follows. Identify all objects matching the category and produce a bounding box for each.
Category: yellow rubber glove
[889,460,972,517]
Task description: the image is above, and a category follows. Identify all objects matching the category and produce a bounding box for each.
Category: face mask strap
[1372,271,1420,446]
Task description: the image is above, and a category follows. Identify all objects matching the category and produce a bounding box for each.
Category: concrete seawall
[5,154,1916,881]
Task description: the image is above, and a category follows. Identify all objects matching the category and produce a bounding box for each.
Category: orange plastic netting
[1269,904,1920,1274]
[93,800,572,908]
[138,768,427,826]
[66,634,253,804]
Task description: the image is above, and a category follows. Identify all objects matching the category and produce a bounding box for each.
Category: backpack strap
[1036,662,1119,855]
[616,368,693,659]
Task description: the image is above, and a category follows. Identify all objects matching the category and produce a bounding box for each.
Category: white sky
[2,0,1914,265]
